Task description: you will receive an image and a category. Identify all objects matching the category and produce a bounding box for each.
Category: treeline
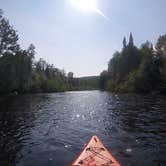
[4,7,166,94]
[99,33,166,93]
[68,75,99,91]
[75,76,99,90]
[0,10,100,94]
[0,10,70,94]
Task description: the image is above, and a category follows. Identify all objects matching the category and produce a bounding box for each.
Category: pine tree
[123,37,127,48]
[128,32,134,47]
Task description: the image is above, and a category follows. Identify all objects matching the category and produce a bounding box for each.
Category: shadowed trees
[0,10,100,94]
[108,33,141,82]
[100,34,166,93]
[73,76,99,90]
[123,37,127,48]
[99,70,109,90]
[0,10,69,94]
[156,35,166,57]
[0,48,34,93]
[2,9,166,94]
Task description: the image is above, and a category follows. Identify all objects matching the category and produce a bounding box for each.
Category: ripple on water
[0,91,166,166]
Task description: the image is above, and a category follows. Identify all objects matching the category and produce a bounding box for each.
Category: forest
[99,33,166,93]
[0,10,99,94]
[1,9,166,94]
[68,75,99,91]
[0,10,71,94]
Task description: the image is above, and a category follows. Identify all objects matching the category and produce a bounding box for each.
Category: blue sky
[1,0,166,76]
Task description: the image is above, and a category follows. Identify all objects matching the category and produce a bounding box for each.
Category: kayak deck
[71,135,121,166]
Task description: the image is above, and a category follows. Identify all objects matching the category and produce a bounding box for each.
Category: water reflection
[0,91,166,166]
[0,95,49,165]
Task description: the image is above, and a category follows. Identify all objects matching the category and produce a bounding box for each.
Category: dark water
[0,91,166,166]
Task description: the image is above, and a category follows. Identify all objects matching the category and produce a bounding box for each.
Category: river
[0,91,166,166]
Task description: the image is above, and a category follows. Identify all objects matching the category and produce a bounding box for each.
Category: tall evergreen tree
[0,9,3,18]
[123,37,127,48]
[128,32,134,47]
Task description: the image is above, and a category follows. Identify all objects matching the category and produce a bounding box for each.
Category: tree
[68,72,74,79]
[101,33,166,93]
[156,35,166,57]
[15,50,34,92]
[0,9,3,18]
[27,44,35,58]
[0,10,72,94]
[99,70,109,90]
[67,72,74,88]
[35,58,47,72]
[123,37,127,48]
[128,32,134,47]
[108,51,121,79]
[0,11,19,56]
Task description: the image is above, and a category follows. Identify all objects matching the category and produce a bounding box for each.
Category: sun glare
[70,0,98,12]
[70,0,110,20]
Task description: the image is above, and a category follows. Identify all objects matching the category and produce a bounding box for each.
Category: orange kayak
[71,135,122,166]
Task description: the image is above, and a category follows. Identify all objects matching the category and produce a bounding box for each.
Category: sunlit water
[0,91,166,166]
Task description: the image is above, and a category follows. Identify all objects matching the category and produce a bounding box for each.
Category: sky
[1,0,166,77]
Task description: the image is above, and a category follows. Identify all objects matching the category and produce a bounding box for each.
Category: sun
[70,0,98,12]
[70,0,110,20]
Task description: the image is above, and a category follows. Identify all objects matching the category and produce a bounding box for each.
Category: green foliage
[2,9,166,94]
[100,34,166,93]
[156,35,166,57]
[0,10,69,94]
[0,11,19,56]
[0,50,33,93]
[108,37,141,82]
[99,71,109,90]
[69,76,99,91]
[30,58,69,93]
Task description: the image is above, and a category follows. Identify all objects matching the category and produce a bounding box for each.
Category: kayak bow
[71,135,121,166]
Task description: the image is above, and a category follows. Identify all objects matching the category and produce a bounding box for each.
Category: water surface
[0,91,166,166]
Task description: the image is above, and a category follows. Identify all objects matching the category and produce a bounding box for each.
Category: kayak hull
[71,135,121,166]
